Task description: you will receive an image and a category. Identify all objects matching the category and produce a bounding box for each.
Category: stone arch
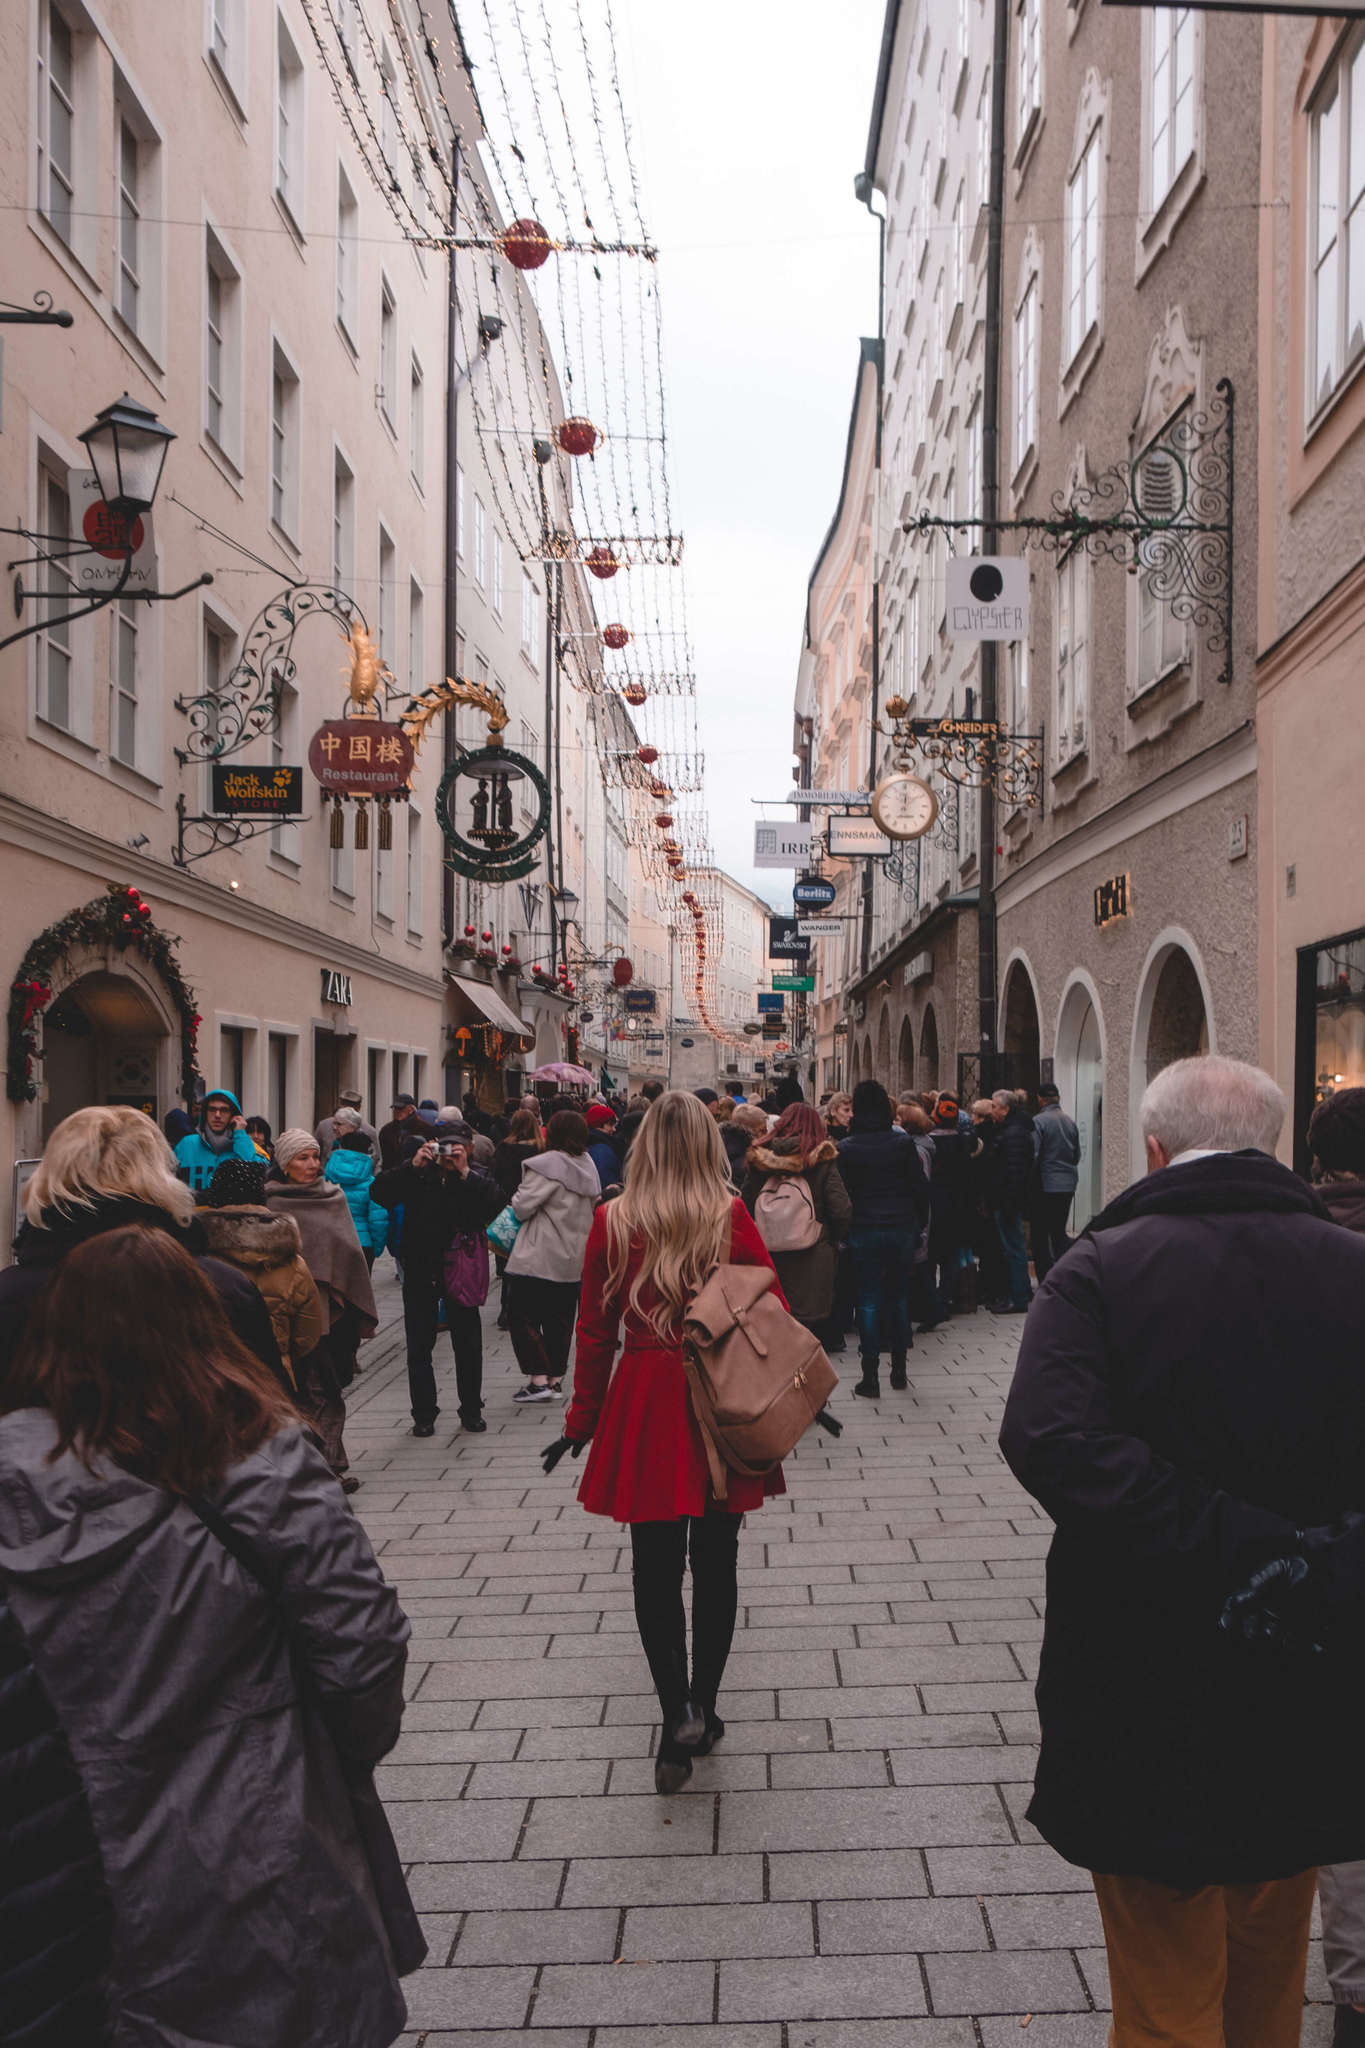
[875,1007,892,1084]
[918,1005,940,1090]
[848,1037,861,1088]
[1054,970,1107,1230]
[39,958,178,1141]
[1000,950,1043,1099]
[861,1033,873,1083]
[897,1014,915,1095]
[1129,928,1216,1178]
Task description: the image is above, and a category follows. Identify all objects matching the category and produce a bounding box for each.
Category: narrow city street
[346,1282,1336,2046]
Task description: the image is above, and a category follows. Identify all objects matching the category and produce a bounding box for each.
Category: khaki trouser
[1092,1868,1317,2048]
[1319,1862,1365,2006]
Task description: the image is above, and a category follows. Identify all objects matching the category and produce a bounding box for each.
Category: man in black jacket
[988,1089,1036,1314]
[836,1080,930,1398]
[373,1123,505,1437]
[1000,1054,1365,2048]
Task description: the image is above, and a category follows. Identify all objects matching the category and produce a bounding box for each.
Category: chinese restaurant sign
[308,718,415,795]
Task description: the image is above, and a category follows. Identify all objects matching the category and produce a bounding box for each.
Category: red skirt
[575,1341,786,1523]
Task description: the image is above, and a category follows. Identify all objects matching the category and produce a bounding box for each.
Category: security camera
[126,834,150,850]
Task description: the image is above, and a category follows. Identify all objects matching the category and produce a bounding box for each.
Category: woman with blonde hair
[0,1105,285,1386]
[542,1090,785,1793]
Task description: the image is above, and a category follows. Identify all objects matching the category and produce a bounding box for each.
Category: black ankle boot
[692,1711,726,1757]
[669,1700,706,1750]
[854,1367,881,1399]
[889,1358,908,1391]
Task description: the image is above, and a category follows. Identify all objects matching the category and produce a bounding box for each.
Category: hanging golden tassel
[329,797,345,849]
[378,797,393,850]
[354,799,370,850]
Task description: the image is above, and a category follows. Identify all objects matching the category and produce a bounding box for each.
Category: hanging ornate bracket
[400,675,510,753]
[882,700,1045,809]
[0,290,73,327]
[171,792,313,869]
[905,378,1234,683]
[175,582,374,763]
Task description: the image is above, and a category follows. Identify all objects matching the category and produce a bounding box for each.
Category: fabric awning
[447,974,533,1040]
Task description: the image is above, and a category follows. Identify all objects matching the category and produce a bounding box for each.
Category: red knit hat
[585,1103,616,1129]
[933,1094,961,1128]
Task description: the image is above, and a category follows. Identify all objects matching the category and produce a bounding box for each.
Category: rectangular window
[221,1026,246,1105]
[38,3,76,245]
[473,495,487,586]
[375,833,394,919]
[271,678,301,862]
[37,464,73,732]
[965,400,982,521]
[1134,435,1190,687]
[275,12,305,231]
[520,569,540,655]
[1149,8,1196,212]
[380,44,398,174]
[1010,634,1030,737]
[209,0,246,105]
[1056,549,1089,760]
[379,279,397,430]
[455,464,466,558]
[205,227,242,462]
[1066,130,1101,363]
[377,525,396,661]
[268,1031,290,1132]
[111,598,138,766]
[490,527,504,615]
[1310,34,1365,414]
[332,449,354,592]
[409,354,424,487]
[977,70,991,209]
[406,802,422,934]
[1017,0,1041,142]
[336,167,358,341]
[270,344,300,540]
[117,118,142,330]
[407,574,424,693]
[951,184,965,312]
[1014,275,1038,470]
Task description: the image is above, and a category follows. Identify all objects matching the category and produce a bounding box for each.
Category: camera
[438,1139,462,1158]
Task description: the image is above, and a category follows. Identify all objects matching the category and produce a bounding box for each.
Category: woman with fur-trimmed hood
[740,1101,852,1333]
[197,1158,325,1385]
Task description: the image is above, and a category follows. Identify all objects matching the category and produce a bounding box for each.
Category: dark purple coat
[1000,1151,1365,1886]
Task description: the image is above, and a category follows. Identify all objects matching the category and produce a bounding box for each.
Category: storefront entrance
[41,971,171,1140]
[1295,925,1365,1172]
[313,1027,352,1127]
[1057,980,1105,1230]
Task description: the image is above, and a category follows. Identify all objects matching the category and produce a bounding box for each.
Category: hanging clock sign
[871,772,940,841]
[308,717,415,795]
[437,744,551,882]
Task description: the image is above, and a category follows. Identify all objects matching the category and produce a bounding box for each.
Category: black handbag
[185,1493,427,1976]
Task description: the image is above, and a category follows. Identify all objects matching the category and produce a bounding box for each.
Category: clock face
[871,772,939,841]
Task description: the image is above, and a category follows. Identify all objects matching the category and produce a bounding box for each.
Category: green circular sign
[436,745,550,875]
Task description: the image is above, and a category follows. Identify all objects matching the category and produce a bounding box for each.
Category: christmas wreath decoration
[7,885,202,1106]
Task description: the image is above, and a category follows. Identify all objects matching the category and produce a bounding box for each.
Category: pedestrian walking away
[541,1091,788,1793]
[1000,1055,1365,2048]
[926,1094,980,1322]
[584,1101,624,1195]
[0,1224,423,2048]
[373,1122,504,1437]
[505,1109,599,1402]
[0,1106,287,1389]
[987,1088,1036,1313]
[1030,1081,1080,1281]
[324,1107,391,1268]
[835,1079,930,1396]
[740,1099,852,1343]
[172,1087,259,1193]
[197,1157,326,1388]
[265,1129,376,1486]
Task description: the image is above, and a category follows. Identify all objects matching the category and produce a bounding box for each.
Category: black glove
[1220,1552,1322,1654]
[541,1435,586,1476]
[813,1406,843,1438]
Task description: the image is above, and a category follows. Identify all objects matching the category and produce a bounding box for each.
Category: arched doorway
[1056,976,1105,1229]
[41,970,172,1139]
[1144,948,1210,1082]
[875,1009,891,1084]
[1001,957,1042,1100]
[897,1016,915,1095]
[861,1033,873,1083]
[918,1006,940,1090]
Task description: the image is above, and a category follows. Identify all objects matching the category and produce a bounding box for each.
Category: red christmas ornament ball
[586,545,619,580]
[637,745,658,766]
[603,624,631,651]
[621,682,647,706]
[481,929,493,943]
[555,417,599,458]
[655,813,674,829]
[502,943,513,955]
[502,218,552,271]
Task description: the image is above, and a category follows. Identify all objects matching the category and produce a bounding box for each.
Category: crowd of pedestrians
[7,1054,1365,2045]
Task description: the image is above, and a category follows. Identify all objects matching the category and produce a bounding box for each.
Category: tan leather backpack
[681,1263,838,1501]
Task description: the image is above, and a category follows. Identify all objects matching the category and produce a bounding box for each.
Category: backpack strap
[680,1344,731,1502]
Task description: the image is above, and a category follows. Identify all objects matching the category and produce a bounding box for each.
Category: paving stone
[924,1950,1088,2014]
[396,2034,586,2048]
[832,1713,1002,1750]
[766,1850,929,1901]
[594,2031,779,2048]
[475,1696,605,1728]
[400,1965,535,2029]
[521,1792,718,1859]
[561,1854,765,1908]
[976,2022,1111,2048]
[789,2024,975,2048]
[890,1745,1038,1785]
[719,1786,1012,1854]
[926,1845,1095,1894]
[407,1858,565,1911]
[818,1896,988,1954]
[769,1751,891,1788]
[532,1961,716,2026]
[517,1725,656,1760]
[455,1907,619,1965]
[720,1954,928,2021]
[622,1901,813,1960]
[464,1760,610,1799]
[420,1654,647,1699]
[388,1728,520,1763]
[387,1796,526,1863]
[837,1646,1020,1686]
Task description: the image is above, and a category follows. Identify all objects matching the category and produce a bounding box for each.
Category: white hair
[1140,1055,1285,1159]
[333,1106,362,1130]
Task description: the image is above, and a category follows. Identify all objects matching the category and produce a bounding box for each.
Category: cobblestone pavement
[348,1270,1333,2047]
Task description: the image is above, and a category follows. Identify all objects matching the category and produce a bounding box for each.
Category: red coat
[564,1197,788,1522]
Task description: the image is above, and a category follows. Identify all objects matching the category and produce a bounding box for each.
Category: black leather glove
[1220,1552,1323,1654]
[541,1435,586,1476]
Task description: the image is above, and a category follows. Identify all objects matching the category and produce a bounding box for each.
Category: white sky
[614,1,884,905]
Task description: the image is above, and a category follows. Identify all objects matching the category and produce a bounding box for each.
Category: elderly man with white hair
[1001,1053,1365,2048]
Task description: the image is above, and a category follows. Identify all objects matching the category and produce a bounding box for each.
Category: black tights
[629,1513,742,1757]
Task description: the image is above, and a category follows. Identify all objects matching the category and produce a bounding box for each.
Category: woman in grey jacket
[0,1224,422,2048]
[506,1109,601,1403]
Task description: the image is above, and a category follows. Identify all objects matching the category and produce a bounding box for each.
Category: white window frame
[1055,544,1090,766]
[408,352,424,489]
[379,276,397,432]
[1308,30,1365,420]
[405,800,423,935]
[520,568,540,657]
[110,596,139,770]
[275,9,306,237]
[951,182,965,317]
[1016,0,1042,155]
[332,444,354,593]
[1065,122,1101,369]
[455,463,466,558]
[36,1,96,271]
[270,672,302,865]
[964,397,982,521]
[35,456,79,737]
[1013,268,1038,475]
[269,337,302,545]
[377,523,396,663]
[205,0,248,115]
[407,573,424,694]
[204,223,244,468]
[336,164,358,346]
[473,494,487,587]
[490,526,504,615]
[1147,8,1196,213]
[379,41,398,176]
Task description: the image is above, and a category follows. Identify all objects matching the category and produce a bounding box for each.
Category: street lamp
[78,393,176,520]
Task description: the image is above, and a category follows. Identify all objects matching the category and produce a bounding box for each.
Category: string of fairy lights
[299,0,753,1054]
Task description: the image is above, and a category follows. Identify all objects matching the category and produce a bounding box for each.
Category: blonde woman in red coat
[542,1090,786,1793]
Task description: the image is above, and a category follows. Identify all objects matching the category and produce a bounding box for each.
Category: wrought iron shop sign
[437,744,551,883]
[210,765,304,816]
[1094,874,1132,928]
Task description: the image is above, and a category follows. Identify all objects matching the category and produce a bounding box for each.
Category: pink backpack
[754,1173,821,1253]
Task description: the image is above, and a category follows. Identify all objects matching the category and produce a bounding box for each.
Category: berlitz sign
[945,557,1029,641]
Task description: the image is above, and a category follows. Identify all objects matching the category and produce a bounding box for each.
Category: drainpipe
[853,173,886,984]
[976,0,1010,1090]
[441,138,461,948]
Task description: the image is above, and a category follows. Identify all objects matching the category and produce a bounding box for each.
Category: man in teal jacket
[174,1089,259,1193]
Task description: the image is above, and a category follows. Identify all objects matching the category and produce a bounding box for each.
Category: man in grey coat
[1031,1081,1080,1280]
[315,1087,381,1165]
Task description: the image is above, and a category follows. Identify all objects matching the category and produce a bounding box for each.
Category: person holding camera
[373,1122,504,1439]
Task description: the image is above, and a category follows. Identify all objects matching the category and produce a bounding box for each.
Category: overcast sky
[615,2,884,906]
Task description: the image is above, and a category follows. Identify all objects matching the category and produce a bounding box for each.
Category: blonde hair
[710,1096,735,1123]
[24,1106,195,1230]
[827,1092,852,1117]
[604,1090,736,1343]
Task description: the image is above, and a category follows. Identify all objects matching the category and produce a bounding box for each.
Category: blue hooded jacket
[174,1090,259,1194]
[324,1144,389,1255]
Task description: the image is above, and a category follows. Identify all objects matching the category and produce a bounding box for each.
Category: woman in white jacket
[506,1110,601,1404]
